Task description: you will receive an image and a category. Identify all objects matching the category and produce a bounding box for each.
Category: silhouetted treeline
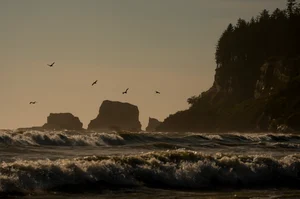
[188,0,300,107]
[157,1,300,132]
[215,0,300,68]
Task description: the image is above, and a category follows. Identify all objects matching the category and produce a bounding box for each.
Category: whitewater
[1,129,300,199]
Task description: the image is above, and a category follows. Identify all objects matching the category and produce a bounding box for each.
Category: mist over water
[1,130,300,198]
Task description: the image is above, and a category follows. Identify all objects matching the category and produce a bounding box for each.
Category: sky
[0,0,286,130]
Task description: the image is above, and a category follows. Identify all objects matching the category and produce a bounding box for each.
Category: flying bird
[29,101,37,104]
[155,91,160,94]
[92,80,98,86]
[47,62,55,67]
[122,88,129,94]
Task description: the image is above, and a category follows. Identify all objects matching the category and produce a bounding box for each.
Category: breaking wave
[0,130,124,146]
[1,150,300,195]
[1,130,300,149]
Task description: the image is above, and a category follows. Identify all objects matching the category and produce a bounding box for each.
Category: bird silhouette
[47,62,55,67]
[155,91,160,94]
[122,88,129,94]
[29,101,37,104]
[92,80,98,86]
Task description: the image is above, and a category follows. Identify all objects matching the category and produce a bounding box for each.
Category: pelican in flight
[155,91,160,94]
[47,62,55,67]
[122,88,129,94]
[92,80,98,86]
[29,101,37,104]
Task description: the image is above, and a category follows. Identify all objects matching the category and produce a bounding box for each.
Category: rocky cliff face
[145,117,162,132]
[88,100,142,131]
[157,56,300,132]
[256,57,300,132]
[43,113,83,130]
[254,57,300,99]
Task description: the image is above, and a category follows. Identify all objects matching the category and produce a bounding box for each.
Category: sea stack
[88,100,142,131]
[43,113,83,130]
[145,117,162,132]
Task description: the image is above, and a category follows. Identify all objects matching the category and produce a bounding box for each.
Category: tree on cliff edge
[193,0,300,109]
[214,0,300,71]
[287,0,297,16]
[157,0,300,132]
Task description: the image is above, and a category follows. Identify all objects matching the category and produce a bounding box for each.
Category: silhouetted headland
[157,2,300,133]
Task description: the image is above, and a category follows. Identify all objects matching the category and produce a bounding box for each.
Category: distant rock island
[146,117,162,132]
[88,100,142,131]
[157,3,300,133]
[43,113,83,130]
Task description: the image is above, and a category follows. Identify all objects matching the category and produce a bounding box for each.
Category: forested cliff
[157,0,300,132]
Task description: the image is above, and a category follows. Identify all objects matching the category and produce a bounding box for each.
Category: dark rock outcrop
[157,3,300,133]
[43,113,83,130]
[145,117,162,132]
[88,100,142,131]
[157,56,300,133]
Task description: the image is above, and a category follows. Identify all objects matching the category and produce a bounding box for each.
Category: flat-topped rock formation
[43,113,83,130]
[88,100,142,131]
[145,117,162,132]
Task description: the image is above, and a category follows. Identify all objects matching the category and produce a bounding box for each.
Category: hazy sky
[0,0,286,130]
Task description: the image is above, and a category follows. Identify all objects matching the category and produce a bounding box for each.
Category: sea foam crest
[1,130,300,148]
[0,130,124,146]
[1,150,300,195]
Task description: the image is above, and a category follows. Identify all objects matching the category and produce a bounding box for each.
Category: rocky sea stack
[146,117,162,132]
[88,100,142,131]
[43,113,83,130]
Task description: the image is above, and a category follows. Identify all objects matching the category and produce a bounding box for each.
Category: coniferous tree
[287,0,297,16]
[271,8,286,20]
[213,0,300,71]
[259,9,270,21]
[196,0,300,108]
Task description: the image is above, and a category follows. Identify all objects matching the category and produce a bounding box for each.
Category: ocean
[1,129,300,199]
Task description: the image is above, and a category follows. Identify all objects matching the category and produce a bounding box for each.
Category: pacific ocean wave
[1,130,300,149]
[0,130,123,146]
[1,149,300,196]
[0,130,300,149]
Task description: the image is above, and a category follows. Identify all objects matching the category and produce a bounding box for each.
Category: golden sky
[0,0,286,129]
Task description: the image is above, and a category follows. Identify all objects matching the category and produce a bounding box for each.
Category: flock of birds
[29,62,161,105]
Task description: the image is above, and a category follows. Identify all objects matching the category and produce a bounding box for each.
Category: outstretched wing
[48,62,55,66]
